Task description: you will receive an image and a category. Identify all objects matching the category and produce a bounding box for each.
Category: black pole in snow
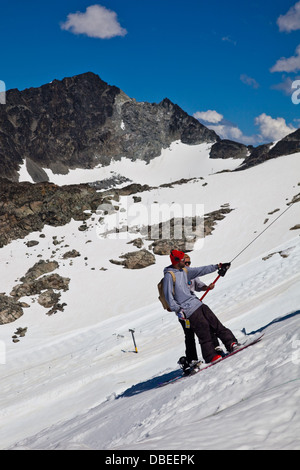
[129,329,138,353]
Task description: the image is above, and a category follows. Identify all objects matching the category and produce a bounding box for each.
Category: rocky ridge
[237,128,300,170]
[0,72,218,182]
[209,128,300,169]
[1,72,299,183]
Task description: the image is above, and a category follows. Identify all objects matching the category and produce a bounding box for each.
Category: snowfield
[18,141,245,186]
[0,143,300,450]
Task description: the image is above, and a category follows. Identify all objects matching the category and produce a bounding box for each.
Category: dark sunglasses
[185,261,191,265]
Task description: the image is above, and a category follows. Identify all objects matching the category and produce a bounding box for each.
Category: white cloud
[61,4,127,39]
[270,44,300,73]
[240,74,260,89]
[193,110,223,124]
[277,1,300,32]
[222,36,237,46]
[255,113,296,141]
[194,110,297,145]
[208,123,242,141]
[271,74,300,95]
[193,109,257,145]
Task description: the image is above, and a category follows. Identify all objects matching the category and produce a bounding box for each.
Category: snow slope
[16,315,299,451]
[1,144,300,450]
[18,141,244,186]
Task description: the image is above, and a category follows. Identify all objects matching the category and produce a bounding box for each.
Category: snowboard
[159,332,264,387]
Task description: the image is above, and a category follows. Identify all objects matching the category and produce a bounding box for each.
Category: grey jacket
[163,264,218,318]
[189,277,207,293]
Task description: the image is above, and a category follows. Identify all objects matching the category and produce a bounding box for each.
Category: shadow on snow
[116,369,182,399]
[117,310,300,399]
[247,309,300,335]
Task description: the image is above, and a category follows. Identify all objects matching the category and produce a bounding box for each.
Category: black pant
[179,319,199,363]
[188,304,237,363]
[179,317,220,364]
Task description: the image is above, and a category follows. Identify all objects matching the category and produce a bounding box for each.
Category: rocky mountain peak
[0,72,218,182]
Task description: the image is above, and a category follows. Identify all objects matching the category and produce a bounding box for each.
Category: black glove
[218,263,231,277]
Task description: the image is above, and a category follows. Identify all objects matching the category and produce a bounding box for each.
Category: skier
[163,249,238,364]
[178,254,225,369]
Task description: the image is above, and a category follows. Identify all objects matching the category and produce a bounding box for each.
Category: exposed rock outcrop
[0,178,103,247]
[7,259,70,319]
[210,140,249,160]
[10,273,70,299]
[149,206,233,255]
[0,294,28,325]
[236,128,300,170]
[20,260,59,282]
[110,249,156,269]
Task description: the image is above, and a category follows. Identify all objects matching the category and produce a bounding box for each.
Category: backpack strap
[165,271,176,294]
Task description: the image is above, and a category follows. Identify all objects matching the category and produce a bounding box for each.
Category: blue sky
[1,0,300,145]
